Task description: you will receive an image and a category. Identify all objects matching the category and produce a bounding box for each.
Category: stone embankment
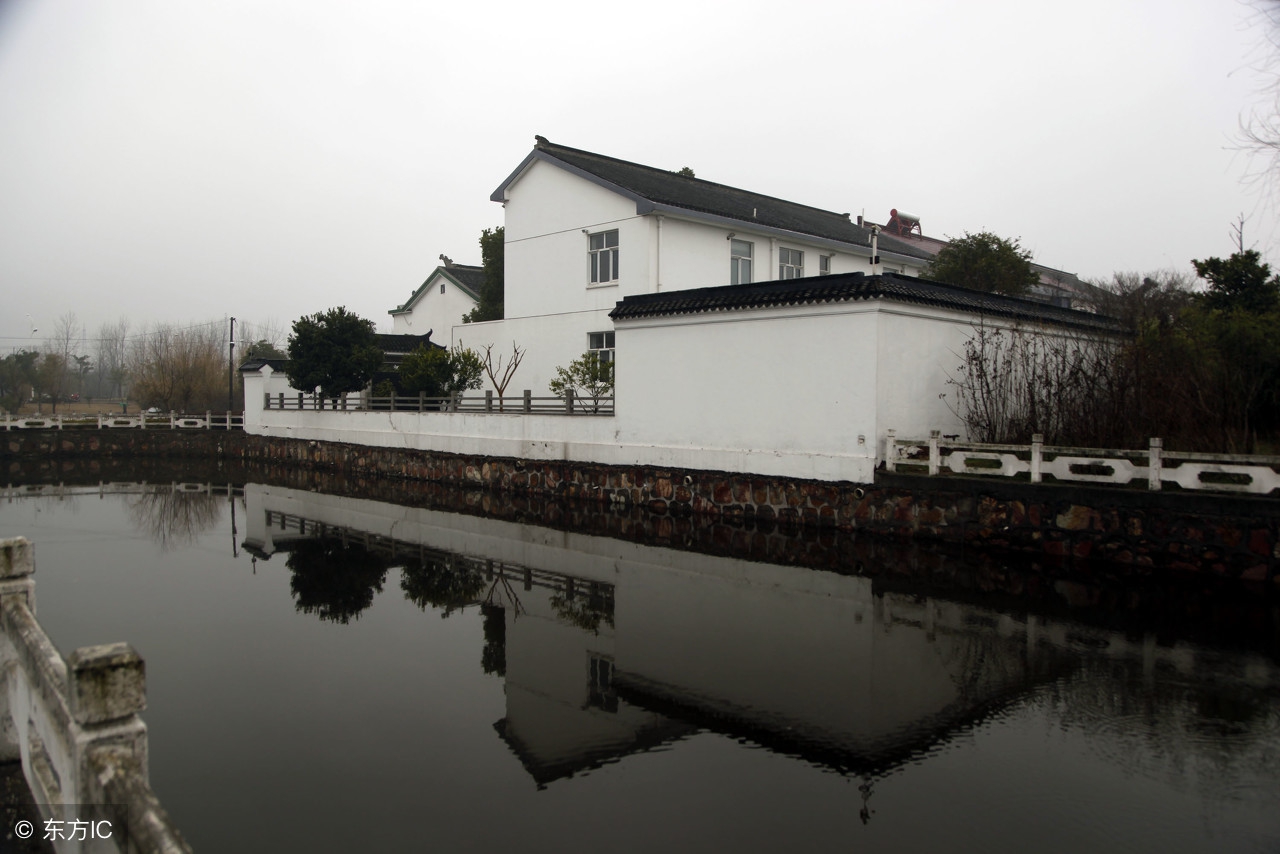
[5,429,1277,586]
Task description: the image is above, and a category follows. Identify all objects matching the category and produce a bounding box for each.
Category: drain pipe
[870,225,881,276]
[655,214,664,292]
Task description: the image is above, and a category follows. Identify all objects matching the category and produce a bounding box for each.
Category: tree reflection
[125,489,224,551]
[481,603,506,677]
[550,579,614,635]
[286,538,389,624]
[400,554,486,617]
[1043,658,1280,797]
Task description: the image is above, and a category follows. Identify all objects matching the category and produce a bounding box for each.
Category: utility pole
[228,317,236,412]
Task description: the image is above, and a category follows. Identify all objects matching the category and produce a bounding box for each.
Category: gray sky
[1,0,1277,351]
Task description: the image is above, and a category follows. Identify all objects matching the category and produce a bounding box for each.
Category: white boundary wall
[245,298,994,484]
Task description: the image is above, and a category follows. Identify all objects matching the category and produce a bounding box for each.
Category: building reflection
[242,484,1085,789]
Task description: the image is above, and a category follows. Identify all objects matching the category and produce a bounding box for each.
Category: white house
[389,257,483,336]
[242,137,1119,485]
[451,136,936,393]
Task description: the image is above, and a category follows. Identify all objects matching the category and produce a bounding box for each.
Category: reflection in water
[550,578,614,635]
[285,538,388,624]
[2,478,1278,852]
[240,483,1280,825]
[480,603,505,676]
[1042,657,1280,798]
[125,489,225,551]
[400,552,487,617]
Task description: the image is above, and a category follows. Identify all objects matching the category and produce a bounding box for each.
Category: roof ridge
[535,137,859,223]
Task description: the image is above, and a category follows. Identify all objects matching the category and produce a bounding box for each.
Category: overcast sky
[1,0,1277,351]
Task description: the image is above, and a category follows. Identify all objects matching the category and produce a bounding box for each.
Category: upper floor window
[819,255,830,276]
[589,230,619,284]
[589,330,615,363]
[730,239,753,285]
[440,283,446,294]
[779,247,804,279]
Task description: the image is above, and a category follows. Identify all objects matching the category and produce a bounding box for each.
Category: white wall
[874,305,976,442]
[614,303,881,479]
[251,298,1014,483]
[502,159,652,320]
[389,269,478,336]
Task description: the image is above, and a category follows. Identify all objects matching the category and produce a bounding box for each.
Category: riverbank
[3,429,1277,588]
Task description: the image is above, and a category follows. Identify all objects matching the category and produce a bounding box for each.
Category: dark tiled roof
[390,264,484,314]
[502,138,932,262]
[238,357,290,374]
[446,264,485,296]
[376,332,441,355]
[609,272,1124,333]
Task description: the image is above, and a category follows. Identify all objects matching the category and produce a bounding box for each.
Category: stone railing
[0,537,191,853]
[2,411,242,431]
[886,431,1280,496]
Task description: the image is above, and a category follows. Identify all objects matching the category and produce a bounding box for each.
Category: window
[819,254,830,276]
[440,283,446,294]
[589,230,619,284]
[588,655,618,713]
[730,239,753,285]
[589,330,615,363]
[779,247,804,279]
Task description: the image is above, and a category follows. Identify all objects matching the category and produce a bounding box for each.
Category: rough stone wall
[4,429,1277,585]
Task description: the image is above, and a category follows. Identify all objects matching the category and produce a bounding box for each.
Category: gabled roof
[376,332,442,356]
[610,271,1124,334]
[389,264,484,316]
[492,137,931,264]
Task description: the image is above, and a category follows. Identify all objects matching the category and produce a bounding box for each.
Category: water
[1,477,1278,853]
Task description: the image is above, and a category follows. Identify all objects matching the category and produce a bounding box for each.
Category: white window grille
[730,239,753,285]
[588,331,615,363]
[779,247,804,279]
[589,230,619,284]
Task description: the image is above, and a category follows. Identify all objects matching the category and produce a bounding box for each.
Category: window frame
[588,330,615,363]
[730,238,754,285]
[589,229,620,286]
[819,254,831,276]
[779,247,804,279]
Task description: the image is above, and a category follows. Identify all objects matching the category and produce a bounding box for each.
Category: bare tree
[130,321,227,412]
[41,312,82,411]
[95,318,131,399]
[1239,2,1280,213]
[946,322,1130,446]
[481,342,525,411]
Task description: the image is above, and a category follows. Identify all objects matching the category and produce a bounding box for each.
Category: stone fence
[887,431,1280,496]
[2,412,243,431]
[0,537,191,854]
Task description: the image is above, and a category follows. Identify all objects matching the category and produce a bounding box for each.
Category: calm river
[0,473,1277,853]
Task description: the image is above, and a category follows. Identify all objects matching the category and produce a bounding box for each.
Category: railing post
[884,429,896,472]
[928,430,941,476]
[1031,434,1043,483]
[565,388,575,414]
[67,642,147,727]
[485,390,493,412]
[419,392,425,413]
[1148,437,1163,491]
[523,389,532,414]
[297,392,303,411]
